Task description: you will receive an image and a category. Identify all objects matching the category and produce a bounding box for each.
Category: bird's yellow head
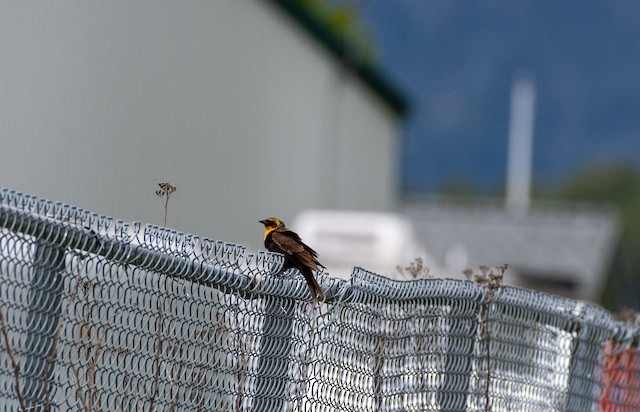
[259,217,285,239]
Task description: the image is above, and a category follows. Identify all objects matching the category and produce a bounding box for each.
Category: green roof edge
[269,0,409,115]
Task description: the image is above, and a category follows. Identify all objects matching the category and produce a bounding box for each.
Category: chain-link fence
[0,188,639,411]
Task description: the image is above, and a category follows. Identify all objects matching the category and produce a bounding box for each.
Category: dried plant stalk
[0,309,27,411]
[155,183,177,226]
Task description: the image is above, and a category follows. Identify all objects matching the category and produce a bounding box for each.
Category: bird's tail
[301,267,324,301]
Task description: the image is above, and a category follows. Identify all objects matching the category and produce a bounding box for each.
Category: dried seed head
[158,182,177,194]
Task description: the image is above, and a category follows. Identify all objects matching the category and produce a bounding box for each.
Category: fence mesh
[0,188,639,411]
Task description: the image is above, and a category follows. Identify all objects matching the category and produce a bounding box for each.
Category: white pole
[506,74,536,215]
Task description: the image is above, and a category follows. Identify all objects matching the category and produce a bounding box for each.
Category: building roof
[402,198,620,301]
[270,0,408,115]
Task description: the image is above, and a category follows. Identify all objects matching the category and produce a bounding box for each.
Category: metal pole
[437,304,478,411]
[564,304,611,410]
[253,297,295,412]
[22,240,66,410]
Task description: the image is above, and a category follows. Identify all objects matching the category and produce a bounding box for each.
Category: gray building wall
[0,1,402,250]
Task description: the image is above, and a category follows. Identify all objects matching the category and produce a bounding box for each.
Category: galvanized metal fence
[0,188,639,411]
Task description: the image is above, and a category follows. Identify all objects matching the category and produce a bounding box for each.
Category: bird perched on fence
[259,217,324,301]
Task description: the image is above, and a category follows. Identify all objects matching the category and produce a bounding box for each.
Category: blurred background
[1,0,638,310]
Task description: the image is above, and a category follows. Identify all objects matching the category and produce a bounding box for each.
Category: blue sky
[354,1,640,193]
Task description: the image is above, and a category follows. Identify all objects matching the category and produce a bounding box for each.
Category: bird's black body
[260,218,324,301]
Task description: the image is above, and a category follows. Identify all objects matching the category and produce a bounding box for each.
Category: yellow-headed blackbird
[259,217,324,301]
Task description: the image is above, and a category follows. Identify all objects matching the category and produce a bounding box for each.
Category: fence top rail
[0,189,271,297]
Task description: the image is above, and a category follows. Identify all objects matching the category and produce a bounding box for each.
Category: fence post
[565,307,611,411]
[253,297,295,412]
[23,240,66,410]
[437,301,478,411]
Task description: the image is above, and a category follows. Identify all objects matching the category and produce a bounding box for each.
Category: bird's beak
[259,219,268,225]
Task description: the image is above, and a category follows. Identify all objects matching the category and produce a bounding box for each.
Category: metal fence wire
[0,188,639,412]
